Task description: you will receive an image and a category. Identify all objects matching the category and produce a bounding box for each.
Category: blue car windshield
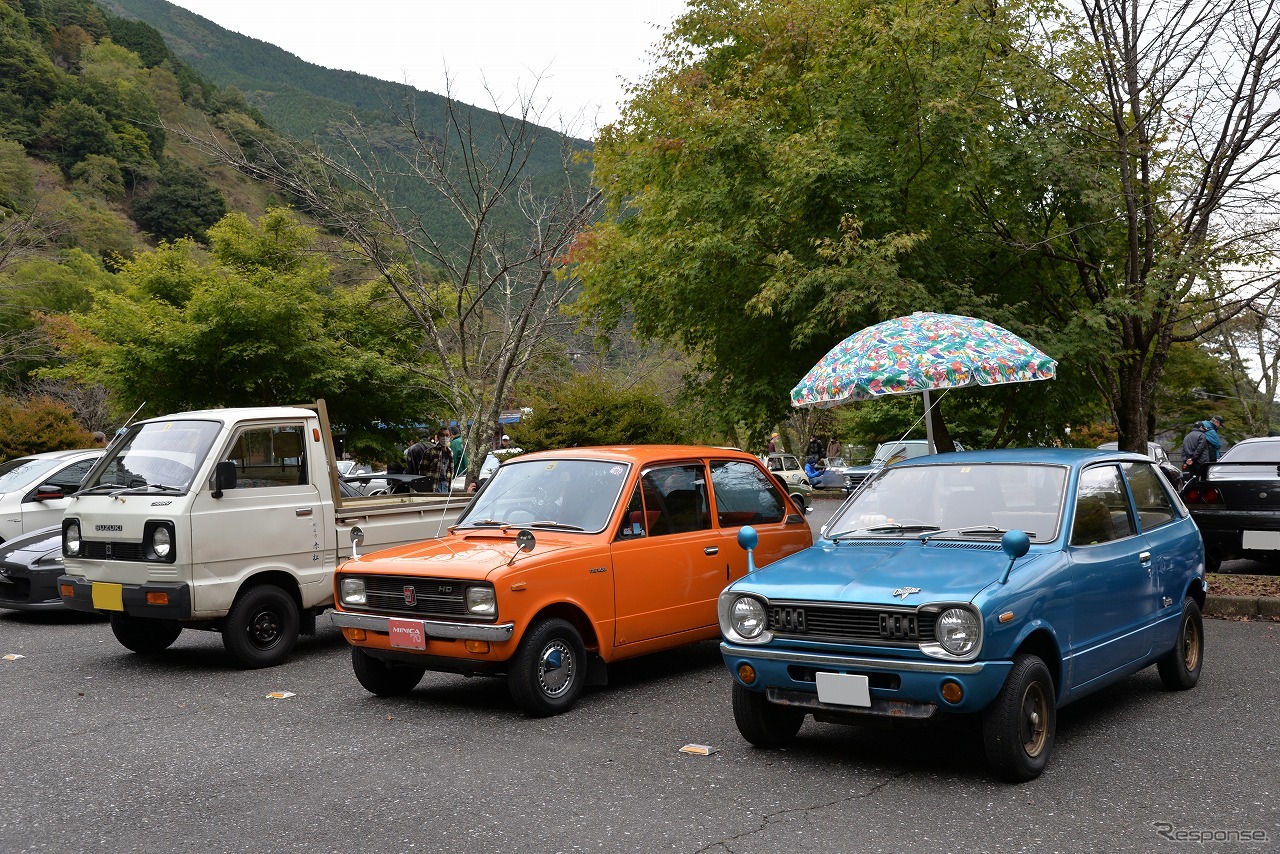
[828,463,1067,543]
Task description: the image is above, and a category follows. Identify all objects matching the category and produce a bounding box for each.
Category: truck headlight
[63,520,82,557]
[936,607,981,656]
[730,595,768,639]
[466,586,496,616]
[340,577,366,606]
[143,521,176,562]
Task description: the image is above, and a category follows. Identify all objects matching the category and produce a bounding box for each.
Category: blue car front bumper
[721,641,1015,718]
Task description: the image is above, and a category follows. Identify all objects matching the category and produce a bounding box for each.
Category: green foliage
[131,160,227,241]
[69,152,124,198]
[578,0,1063,439]
[516,374,688,451]
[38,98,118,171]
[0,2,64,143]
[0,395,93,459]
[43,208,434,445]
[105,16,170,67]
[0,138,36,213]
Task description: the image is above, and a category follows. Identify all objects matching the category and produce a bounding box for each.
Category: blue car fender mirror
[737,525,759,573]
[999,529,1031,584]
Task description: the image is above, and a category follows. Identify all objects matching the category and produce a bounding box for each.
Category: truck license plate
[816,672,871,707]
[90,582,124,611]
[388,618,427,650]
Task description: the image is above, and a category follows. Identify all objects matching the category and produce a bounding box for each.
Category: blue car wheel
[732,682,804,748]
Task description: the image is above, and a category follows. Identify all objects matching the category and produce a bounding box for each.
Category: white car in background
[0,449,104,542]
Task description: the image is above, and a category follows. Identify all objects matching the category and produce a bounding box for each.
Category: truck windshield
[82,420,222,494]
[458,458,631,534]
[827,462,1067,543]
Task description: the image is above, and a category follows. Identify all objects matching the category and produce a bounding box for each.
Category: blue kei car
[719,448,1206,782]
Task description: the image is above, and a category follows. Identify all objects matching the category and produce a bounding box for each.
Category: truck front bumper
[58,575,192,620]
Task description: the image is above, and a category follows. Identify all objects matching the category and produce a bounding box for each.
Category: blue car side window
[1071,465,1136,545]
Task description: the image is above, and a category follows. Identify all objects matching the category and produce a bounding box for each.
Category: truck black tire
[351,646,425,696]
[109,614,182,654]
[222,585,299,669]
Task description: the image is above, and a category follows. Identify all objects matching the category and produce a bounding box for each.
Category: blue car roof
[892,447,1147,468]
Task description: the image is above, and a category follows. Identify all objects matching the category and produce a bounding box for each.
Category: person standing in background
[1202,414,1225,462]
[450,425,468,483]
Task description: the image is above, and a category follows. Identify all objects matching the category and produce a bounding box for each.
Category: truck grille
[81,541,146,561]
[767,603,937,645]
[359,575,471,619]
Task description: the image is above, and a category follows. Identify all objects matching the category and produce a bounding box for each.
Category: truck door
[188,422,321,614]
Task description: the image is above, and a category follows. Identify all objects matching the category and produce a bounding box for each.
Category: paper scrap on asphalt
[3,654,24,661]
[265,691,296,699]
[679,744,717,756]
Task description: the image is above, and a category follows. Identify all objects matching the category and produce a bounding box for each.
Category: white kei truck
[58,401,467,667]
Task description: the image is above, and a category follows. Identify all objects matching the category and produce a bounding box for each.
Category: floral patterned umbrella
[791,312,1056,412]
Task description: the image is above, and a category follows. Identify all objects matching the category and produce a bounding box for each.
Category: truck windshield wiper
[529,521,585,531]
[77,482,130,495]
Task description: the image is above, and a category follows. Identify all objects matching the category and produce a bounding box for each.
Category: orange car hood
[344,530,577,582]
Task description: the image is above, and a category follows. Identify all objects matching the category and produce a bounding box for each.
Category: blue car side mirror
[999,529,1031,584]
[737,525,759,573]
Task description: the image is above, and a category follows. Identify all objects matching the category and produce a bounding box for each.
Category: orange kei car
[331,446,814,715]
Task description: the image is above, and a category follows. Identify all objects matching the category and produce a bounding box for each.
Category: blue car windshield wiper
[830,523,940,541]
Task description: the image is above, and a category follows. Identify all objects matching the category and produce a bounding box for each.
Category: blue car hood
[734,539,1016,606]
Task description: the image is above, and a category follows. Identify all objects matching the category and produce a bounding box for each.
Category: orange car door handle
[704,546,719,556]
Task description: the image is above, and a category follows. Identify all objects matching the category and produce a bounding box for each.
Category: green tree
[131,160,227,241]
[38,98,118,172]
[516,374,687,451]
[42,209,432,446]
[576,0,1074,447]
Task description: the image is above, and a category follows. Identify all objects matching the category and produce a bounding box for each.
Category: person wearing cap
[497,434,523,457]
[1202,414,1225,461]
[1180,414,1224,479]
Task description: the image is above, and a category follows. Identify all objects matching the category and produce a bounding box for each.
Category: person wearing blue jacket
[1202,414,1224,461]
[804,455,823,480]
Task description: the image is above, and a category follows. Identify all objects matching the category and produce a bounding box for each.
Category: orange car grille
[358,575,471,618]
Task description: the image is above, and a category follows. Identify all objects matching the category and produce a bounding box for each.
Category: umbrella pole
[923,389,936,455]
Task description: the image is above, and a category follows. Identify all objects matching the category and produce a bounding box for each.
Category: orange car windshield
[459,458,632,534]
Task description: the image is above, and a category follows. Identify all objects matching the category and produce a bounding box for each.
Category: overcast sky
[164,1,688,132]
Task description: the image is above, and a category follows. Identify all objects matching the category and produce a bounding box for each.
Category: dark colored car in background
[1182,436,1280,572]
[0,525,66,611]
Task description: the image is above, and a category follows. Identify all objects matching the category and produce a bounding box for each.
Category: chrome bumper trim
[720,642,983,674]
[333,611,514,642]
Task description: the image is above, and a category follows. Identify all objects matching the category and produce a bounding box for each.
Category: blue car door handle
[1139,551,1152,573]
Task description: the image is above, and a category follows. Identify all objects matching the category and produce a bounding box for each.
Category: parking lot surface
[1,501,1276,852]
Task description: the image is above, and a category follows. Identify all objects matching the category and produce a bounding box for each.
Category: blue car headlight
[935,607,981,656]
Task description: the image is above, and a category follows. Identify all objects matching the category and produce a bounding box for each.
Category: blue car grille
[768,603,937,644]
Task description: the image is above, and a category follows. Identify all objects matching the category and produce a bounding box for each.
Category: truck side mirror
[212,460,238,498]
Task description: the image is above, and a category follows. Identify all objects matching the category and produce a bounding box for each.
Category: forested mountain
[97,0,590,251]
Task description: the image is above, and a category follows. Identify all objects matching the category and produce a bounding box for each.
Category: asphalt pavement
[0,499,1275,853]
